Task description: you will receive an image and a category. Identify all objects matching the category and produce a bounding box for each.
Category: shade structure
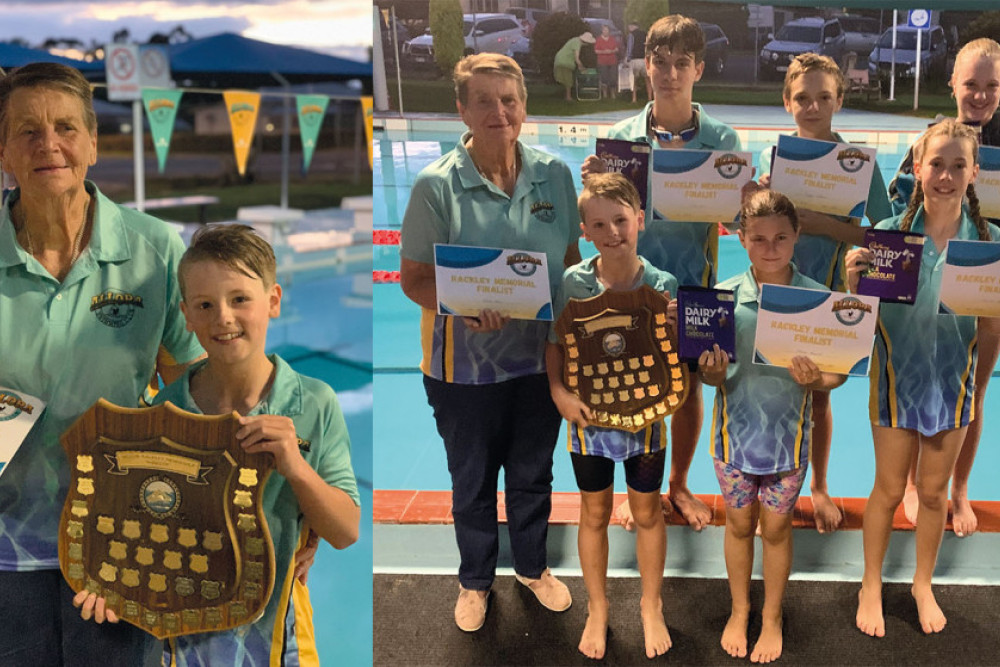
[696,0,997,8]
[167,32,372,88]
[0,42,102,73]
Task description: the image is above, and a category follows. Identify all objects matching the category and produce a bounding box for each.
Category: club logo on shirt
[90,289,144,328]
[714,153,748,179]
[837,147,870,173]
[297,437,311,453]
[0,392,35,422]
[507,252,541,277]
[530,201,556,223]
[832,296,872,326]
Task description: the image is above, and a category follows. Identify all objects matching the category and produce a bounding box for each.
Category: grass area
[388,73,956,120]
[137,179,373,223]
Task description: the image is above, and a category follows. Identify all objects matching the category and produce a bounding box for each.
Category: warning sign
[106,44,141,101]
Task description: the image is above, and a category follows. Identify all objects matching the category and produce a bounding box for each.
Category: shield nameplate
[58,399,275,639]
[555,284,689,432]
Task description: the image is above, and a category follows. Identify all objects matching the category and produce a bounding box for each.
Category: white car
[403,13,524,66]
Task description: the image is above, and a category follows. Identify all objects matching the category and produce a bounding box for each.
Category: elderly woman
[399,53,581,632]
[554,31,596,101]
[0,63,203,664]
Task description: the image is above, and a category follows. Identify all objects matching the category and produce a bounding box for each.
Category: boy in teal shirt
[157,225,360,665]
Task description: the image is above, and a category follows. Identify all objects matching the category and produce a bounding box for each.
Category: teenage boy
[584,14,741,531]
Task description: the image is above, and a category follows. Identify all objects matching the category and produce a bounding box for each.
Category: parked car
[505,7,550,32]
[835,14,881,57]
[759,16,847,80]
[700,22,730,78]
[402,13,524,66]
[868,24,948,82]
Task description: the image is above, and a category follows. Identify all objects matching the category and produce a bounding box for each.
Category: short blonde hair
[578,172,641,222]
[453,53,527,106]
[179,224,277,297]
[783,53,845,99]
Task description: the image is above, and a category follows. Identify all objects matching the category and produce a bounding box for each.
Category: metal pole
[393,6,404,114]
[913,26,922,111]
[271,71,292,209]
[132,99,145,211]
[889,10,897,102]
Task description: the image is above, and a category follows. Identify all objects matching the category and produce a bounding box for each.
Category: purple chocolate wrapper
[677,286,736,362]
[857,228,924,304]
[596,138,650,211]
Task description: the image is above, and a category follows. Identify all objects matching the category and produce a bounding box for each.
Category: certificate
[0,386,45,481]
[976,146,1000,220]
[769,135,877,218]
[434,244,553,320]
[938,239,1000,317]
[753,284,879,376]
[650,149,753,223]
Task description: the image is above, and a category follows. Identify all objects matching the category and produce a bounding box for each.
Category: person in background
[554,32,597,101]
[594,24,620,100]
[624,21,650,104]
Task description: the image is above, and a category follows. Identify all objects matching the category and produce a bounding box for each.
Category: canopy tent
[696,1,997,8]
[167,32,372,89]
[0,42,102,73]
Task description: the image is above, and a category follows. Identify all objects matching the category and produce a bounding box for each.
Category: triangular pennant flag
[362,96,373,170]
[223,91,261,176]
[141,89,183,173]
[296,94,330,175]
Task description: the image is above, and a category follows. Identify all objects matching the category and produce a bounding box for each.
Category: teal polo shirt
[0,182,203,571]
[551,255,678,462]
[870,209,1000,436]
[400,132,581,384]
[155,355,359,666]
[710,266,827,474]
[760,131,892,290]
[608,102,741,287]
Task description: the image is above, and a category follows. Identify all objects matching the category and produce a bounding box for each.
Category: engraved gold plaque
[555,285,690,432]
[58,399,276,639]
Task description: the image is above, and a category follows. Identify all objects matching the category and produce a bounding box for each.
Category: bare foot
[578,600,609,660]
[911,585,947,634]
[951,495,978,537]
[750,616,783,663]
[812,490,843,534]
[902,484,919,526]
[855,585,885,637]
[670,486,711,531]
[614,496,672,532]
[720,608,749,658]
[640,596,672,659]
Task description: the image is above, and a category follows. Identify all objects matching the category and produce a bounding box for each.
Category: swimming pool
[371,112,1000,507]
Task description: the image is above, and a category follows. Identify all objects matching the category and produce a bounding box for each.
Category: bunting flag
[296,94,330,175]
[141,89,183,173]
[223,91,261,176]
[362,96,373,170]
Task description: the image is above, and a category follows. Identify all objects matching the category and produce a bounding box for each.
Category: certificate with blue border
[753,284,879,376]
[938,239,1000,317]
[769,135,877,218]
[434,244,553,320]
[649,149,753,222]
[0,386,45,481]
[976,146,1000,220]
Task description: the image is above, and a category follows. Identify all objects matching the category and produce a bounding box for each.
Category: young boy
[157,224,360,665]
[546,173,677,660]
[583,14,741,531]
[755,53,891,533]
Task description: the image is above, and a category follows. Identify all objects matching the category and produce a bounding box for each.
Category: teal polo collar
[179,354,305,418]
[454,131,545,194]
[734,263,807,304]
[0,181,131,269]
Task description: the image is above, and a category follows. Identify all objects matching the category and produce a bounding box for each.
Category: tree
[960,11,1000,46]
[429,0,463,76]
[530,12,589,83]
[624,0,671,31]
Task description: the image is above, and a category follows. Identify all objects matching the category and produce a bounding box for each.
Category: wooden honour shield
[58,399,275,639]
[555,284,689,432]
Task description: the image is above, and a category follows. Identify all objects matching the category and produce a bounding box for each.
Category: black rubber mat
[374,573,1000,666]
